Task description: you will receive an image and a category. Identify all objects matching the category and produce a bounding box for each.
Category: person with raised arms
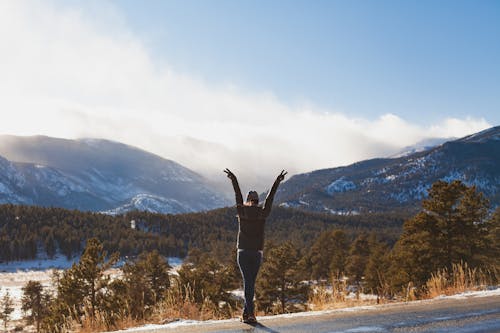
[223,168,287,324]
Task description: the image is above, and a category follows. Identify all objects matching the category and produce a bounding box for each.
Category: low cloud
[0,1,492,193]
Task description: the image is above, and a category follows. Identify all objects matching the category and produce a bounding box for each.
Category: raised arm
[263,170,287,217]
[224,168,243,206]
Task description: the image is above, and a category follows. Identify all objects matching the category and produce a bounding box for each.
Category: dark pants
[237,249,262,315]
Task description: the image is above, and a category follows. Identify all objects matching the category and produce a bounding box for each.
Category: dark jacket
[229,177,281,250]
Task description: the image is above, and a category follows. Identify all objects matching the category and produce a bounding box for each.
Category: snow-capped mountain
[276,126,500,214]
[390,137,452,158]
[0,135,229,213]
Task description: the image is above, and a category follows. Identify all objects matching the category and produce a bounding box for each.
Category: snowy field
[0,254,77,321]
[0,256,183,321]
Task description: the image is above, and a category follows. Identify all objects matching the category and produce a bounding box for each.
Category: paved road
[139,294,500,333]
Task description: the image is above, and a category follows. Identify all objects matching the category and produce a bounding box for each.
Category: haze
[0,1,496,191]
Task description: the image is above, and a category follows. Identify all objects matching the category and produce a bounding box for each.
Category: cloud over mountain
[0,1,491,191]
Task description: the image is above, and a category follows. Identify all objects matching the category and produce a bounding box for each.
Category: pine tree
[309,229,348,281]
[256,242,309,314]
[389,180,490,290]
[142,250,171,303]
[485,208,500,273]
[44,232,56,259]
[0,290,14,332]
[122,250,171,319]
[54,238,118,325]
[177,254,238,314]
[422,181,488,268]
[76,238,118,321]
[21,281,51,333]
[346,233,370,295]
[363,235,391,299]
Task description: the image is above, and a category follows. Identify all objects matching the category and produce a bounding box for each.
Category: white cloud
[0,1,492,193]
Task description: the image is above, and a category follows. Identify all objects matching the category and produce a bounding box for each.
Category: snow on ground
[0,254,77,320]
[0,256,183,321]
[434,287,500,299]
[0,254,77,273]
[113,287,500,332]
[0,270,55,320]
[167,257,183,270]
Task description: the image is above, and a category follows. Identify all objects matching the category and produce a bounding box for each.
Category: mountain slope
[276,126,500,214]
[0,135,229,213]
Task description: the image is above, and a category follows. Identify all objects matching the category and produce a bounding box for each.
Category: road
[136,294,500,333]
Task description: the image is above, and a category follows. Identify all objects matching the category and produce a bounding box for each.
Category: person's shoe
[246,314,257,324]
[240,312,249,323]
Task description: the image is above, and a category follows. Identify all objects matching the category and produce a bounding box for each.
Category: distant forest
[0,204,407,263]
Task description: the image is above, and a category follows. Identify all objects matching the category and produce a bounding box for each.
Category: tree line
[0,203,405,263]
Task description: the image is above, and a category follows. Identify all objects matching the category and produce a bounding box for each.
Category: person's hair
[245,191,259,205]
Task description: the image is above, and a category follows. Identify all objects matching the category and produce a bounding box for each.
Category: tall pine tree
[256,242,309,314]
[390,180,490,290]
[346,233,370,295]
[21,281,51,333]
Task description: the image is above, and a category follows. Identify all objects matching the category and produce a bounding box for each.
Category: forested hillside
[0,204,406,263]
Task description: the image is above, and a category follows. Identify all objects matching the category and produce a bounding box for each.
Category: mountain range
[0,135,229,214]
[0,127,498,215]
[275,126,500,214]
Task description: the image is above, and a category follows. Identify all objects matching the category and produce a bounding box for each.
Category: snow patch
[103,193,195,215]
[434,288,500,300]
[331,326,385,333]
[0,253,78,273]
[325,177,356,195]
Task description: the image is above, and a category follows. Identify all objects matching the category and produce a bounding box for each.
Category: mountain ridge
[1,127,498,215]
[275,126,500,214]
[0,135,229,213]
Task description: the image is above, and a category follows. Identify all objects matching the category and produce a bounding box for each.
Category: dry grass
[426,262,495,298]
[153,283,220,322]
[78,313,145,333]
[308,278,380,311]
[73,284,225,333]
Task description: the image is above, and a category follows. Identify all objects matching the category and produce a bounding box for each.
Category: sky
[0,0,498,191]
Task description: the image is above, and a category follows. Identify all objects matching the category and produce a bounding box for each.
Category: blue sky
[111,0,500,124]
[0,0,497,189]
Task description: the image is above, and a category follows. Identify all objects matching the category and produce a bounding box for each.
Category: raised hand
[276,170,288,182]
[224,168,237,181]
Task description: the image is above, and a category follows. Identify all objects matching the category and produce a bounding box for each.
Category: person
[224,168,287,324]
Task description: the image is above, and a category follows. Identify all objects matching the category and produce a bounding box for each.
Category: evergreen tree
[485,208,500,273]
[142,250,171,302]
[99,279,129,328]
[309,229,349,281]
[21,281,51,333]
[346,233,370,294]
[423,181,489,267]
[363,235,391,299]
[390,180,490,290]
[122,250,171,319]
[177,254,239,314]
[75,238,118,321]
[0,290,14,332]
[54,238,118,325]
[256,242,309,314]
[44,231,56,259]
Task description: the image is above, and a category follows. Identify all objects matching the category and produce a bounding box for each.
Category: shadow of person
[242,322,280,333]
